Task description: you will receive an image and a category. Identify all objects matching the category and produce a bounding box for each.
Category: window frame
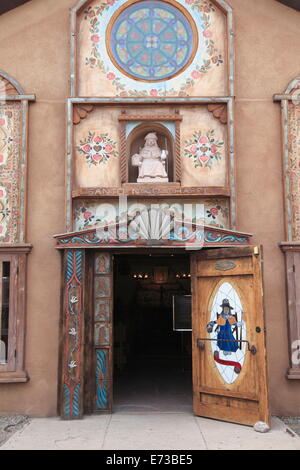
[0,247,31,383]
[0,254,17,372]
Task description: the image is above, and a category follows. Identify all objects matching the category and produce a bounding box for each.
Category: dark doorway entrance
[113,254,192,412]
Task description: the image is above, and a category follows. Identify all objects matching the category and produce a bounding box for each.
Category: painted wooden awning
[54,225,252,249]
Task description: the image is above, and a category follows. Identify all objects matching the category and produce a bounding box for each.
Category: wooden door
[85,252,114,414]
[191,247,270,426]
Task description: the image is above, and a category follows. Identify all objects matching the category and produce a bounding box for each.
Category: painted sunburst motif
[207,281,247,385]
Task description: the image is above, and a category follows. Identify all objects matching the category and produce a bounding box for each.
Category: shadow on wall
[276,0,300,12]
[0,0,31,16]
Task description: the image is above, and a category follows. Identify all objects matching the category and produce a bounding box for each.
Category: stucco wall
[0,0,299,416]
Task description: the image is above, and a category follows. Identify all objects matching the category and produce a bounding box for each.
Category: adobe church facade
[0,0,299,423]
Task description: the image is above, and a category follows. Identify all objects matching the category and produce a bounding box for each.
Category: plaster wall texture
[0,0,299,416]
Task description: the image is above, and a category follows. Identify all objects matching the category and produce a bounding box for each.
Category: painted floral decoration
[77,132,118,167]
[0,110,15,167]
[0,103,21,243]
[287,102,300,240]
[0,187,10,238]
[184,129,224,169]
[207,205,223,220]
[83,0,223,97]
[75,206,105,230]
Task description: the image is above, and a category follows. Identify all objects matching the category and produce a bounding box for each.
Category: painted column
[275,79,300,379]
[61,249,85,419]
[280,243,300,380]
[93,253,113,412]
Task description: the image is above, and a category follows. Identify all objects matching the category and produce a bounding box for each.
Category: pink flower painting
[83,144,91,153]
[84,211,93,220]
[107,72,116,81]
[203,30,213,38]
[184,129,224,169]
[91,34,100,43]
[77,132,118,167]
[191,70,201,80]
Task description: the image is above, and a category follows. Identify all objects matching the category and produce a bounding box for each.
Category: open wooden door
[84,252,114,414]
[191,246,270,427]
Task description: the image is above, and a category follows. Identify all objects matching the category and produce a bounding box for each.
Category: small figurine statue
[131,132,168,183]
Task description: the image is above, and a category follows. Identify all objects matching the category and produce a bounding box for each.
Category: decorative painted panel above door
[73,104,228,190]
[76,0,230,97]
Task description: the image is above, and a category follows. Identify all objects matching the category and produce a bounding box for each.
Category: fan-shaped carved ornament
[0,77,18,95]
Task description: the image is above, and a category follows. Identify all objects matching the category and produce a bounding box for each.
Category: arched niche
[127,123,175,183]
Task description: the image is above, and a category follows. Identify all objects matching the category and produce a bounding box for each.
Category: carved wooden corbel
[73,104,94,125]
[207,104,227,124]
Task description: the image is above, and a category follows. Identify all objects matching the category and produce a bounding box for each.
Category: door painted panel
[93,253,113,413]
[191,247,270,427]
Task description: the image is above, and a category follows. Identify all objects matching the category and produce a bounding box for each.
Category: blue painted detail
[109,0,194,81]
[63,384,71,417]
[170,227,203,242]
[65,251,74,282]
[205,233,247,244]
[126,121,176,138]
[72,383,81,417]
[215,261,236,271]
[75,251,83,282]
[95,349,108,410]
[59,231,247,247]
[60,234,100,246]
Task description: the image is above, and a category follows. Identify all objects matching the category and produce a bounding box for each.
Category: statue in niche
[131,133,168,183]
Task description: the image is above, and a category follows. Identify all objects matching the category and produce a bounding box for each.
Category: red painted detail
[214,350,242,374]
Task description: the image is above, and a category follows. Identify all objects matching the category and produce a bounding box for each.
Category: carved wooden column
[93,253,113,412]
[280,243,300,379]
[120,121,127,184]
[275,78,300,379]
[60,249,86,419]
[175,119,181,183]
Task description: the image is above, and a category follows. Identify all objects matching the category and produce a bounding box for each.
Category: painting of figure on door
[207,281,247,385]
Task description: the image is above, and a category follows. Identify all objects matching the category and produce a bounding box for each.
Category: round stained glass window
[107,0,198,82]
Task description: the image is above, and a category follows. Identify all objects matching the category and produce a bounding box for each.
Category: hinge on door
[293,265,296,273]
[14,350,17,358]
